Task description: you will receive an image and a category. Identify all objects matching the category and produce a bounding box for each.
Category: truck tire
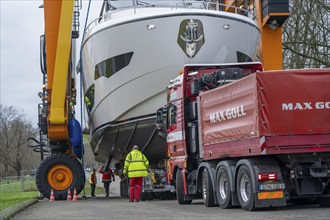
[317,197,330,207]
[166,191,176,200]
[141,192,147,201]
[216,166,233,208]
[236,165,256,211]
[36,153,85,200]
[176,169,192,204]
[202,169,216,207]
[120,178,129,198]
[147,192,154,200]
[160,192,167,200]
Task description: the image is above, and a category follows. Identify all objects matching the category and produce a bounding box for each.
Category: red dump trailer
[156,63,330,210]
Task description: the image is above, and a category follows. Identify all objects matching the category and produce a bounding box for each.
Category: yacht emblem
[177,19,205,58]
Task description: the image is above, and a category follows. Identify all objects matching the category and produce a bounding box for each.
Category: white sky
[0,0,102,127]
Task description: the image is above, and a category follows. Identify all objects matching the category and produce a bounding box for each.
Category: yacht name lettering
[210,105,246,123]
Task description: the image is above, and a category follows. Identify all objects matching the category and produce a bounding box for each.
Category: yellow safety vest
[85,96,91,107]
[123,150,149,178]
[89,172,97,184]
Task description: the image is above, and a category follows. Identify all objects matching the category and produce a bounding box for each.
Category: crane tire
[36,153,85,200]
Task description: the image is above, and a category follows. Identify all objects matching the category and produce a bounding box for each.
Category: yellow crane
[35,0,84,200]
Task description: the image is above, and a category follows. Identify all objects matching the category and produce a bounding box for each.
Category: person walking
[123,145,149,202]
[89,168,97,197]
[98,166,115,197]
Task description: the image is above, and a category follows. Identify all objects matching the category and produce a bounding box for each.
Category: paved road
[12,180,330,220]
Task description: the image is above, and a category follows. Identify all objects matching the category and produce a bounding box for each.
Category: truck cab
[156,62,263,204]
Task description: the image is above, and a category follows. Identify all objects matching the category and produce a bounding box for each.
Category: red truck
[156,63,330,210]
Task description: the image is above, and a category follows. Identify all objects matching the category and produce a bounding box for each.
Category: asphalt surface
[10,179,330,220]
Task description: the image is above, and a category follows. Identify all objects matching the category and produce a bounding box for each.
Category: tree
[282,0,330,69]
[0,104,38,176]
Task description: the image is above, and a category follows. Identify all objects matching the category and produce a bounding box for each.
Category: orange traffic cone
[67,188,72,201]
[72,187,78,201]
[49,189,55,202]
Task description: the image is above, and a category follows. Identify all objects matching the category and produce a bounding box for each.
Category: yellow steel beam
[260,26,283,70]
[44,0,74,140]
[255,0,285,70]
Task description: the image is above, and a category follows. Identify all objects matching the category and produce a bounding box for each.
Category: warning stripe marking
[258,191,283,200]
[260,136,266,155]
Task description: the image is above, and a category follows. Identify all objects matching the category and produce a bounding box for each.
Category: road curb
[0,198,38,220]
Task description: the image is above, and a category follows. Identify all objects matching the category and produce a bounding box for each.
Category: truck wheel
[120,178,128,198]
[36,153,85,200]
[147,192,154,200]
[317,197,330,207]
[176,169,192,204]
[202,169,216,207]
[166,191,176,200]
[160,192,167,200]
[141,192,147,201]
[216,166,232,208]
[236,165,256,211]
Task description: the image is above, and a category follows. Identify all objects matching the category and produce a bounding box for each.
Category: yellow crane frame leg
[44,0,74,141]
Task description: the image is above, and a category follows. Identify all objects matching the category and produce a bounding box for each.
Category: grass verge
[0,191,39,211]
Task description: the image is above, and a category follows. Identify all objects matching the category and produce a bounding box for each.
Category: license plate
[258,183,285,191]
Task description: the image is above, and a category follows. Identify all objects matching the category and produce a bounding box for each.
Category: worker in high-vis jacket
[89,168,97,197]
[123,145,149,202]
[84,96,91,111]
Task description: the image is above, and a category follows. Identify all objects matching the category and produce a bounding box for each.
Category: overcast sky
[0,0,102,127]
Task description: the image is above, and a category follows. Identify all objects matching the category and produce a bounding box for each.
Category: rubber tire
[36,153,85,200]
[202,169,216,207]
[141,192,147,201]
[216,166,233,208]
[160,192,167,200]
[147,192,154,200]
[236,165,256,211]
[166,191,176,200]
[317,197,330,207]
[176,169,192,204]
[120,178,129,198]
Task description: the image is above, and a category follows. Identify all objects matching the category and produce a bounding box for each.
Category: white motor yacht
[81,0,260,165]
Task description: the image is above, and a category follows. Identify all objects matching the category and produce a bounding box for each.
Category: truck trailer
[156,63,330,210]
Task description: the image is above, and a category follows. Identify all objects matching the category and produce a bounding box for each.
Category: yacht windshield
[100,0,256,20]
[105,0,206,10]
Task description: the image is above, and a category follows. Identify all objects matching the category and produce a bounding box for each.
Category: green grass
[0,179,37,193]
[0,191,39,211]
[0,178,20,185]
[0,181,103,212]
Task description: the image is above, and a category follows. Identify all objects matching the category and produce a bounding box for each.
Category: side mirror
[156,109,164,131]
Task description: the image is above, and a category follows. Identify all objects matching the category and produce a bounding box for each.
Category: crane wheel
[36,153,85,200]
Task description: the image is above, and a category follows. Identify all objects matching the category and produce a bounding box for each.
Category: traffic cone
[49,189,55,202]
[72,187,78,201]
[67,188,72,201]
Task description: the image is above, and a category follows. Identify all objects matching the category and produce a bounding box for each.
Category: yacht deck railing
[84,1,255,41]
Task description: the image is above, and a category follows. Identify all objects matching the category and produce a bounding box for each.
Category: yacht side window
[94,52,134,80]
